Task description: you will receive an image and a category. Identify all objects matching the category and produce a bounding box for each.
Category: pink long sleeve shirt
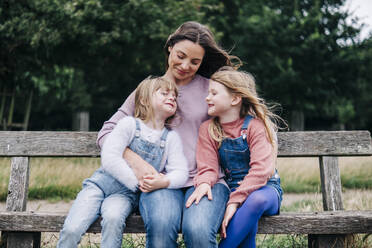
[194,117,276,206]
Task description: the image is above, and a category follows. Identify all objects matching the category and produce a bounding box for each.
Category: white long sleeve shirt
[101,116,189,191]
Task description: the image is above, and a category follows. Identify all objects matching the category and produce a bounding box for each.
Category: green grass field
[1,156,371,201]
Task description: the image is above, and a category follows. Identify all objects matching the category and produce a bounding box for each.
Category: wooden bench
[0,130,371,248]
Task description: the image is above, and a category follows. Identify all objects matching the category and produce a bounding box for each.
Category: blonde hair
[208,66,283,147]
[134,76,178,128]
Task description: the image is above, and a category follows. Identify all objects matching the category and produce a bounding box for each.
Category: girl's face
[206,80,235,118]
[152,87,177,120]
[165,40,205,85]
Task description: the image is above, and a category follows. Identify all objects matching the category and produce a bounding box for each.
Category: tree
[1,0,205,130]
[203,0,365,130]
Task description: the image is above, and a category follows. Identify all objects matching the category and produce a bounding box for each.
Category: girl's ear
[231,95,242,106]
[168,46,173,53]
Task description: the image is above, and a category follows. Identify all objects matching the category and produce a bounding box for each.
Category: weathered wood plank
[0,131,371,157]
[6,157,30,211]
[315,156,345,248]
[0,211,371,234]
[319,156,343,211]
[6,232,35,248]
[0,131,100,157]
[4,157,34,248]
[277,131,372,156]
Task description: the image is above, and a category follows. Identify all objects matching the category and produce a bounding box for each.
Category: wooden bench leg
[6,232,35,248]
[308,234,347,248]
[4,157,41,248]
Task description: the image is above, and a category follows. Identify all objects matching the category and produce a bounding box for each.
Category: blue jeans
[139,183,229,248]
[57,179,138,248]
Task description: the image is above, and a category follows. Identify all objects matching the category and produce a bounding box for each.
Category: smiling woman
[96,21,240,248]
[165,40,205,86]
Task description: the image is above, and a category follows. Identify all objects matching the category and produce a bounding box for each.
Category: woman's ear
[231,95,242,106]
[168,46,173,53]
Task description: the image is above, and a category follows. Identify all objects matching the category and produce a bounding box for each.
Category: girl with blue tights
[192,66,284,248]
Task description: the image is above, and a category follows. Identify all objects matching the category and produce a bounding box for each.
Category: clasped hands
[132,163,169,192]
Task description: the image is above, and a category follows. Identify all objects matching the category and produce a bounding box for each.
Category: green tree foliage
[1,0,370,131]
[204,0,367,130]
[1,0,205,130]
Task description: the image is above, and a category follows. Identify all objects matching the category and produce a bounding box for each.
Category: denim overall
[87,119,169,196]
[218,115,283,205]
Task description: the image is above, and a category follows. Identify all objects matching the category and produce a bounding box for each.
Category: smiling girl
[193,67,283,248]
[57,77,188,248]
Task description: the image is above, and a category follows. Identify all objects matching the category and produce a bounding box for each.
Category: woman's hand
[139,173,169,192]
[185,183,212,208]
[220,203,239,239]
[123,148,157,184]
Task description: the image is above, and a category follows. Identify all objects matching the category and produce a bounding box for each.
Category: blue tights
[219,185,279,248]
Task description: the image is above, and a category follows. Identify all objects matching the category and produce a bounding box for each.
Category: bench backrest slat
[0,131,371,157]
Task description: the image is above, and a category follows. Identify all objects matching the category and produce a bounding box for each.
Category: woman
[97,21,240,248]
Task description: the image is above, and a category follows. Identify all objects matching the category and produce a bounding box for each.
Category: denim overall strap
[134,118,141,137]
[218,116,253,190]
[159,127,169,149]
[128,119,168,172]
[242,115,253,130]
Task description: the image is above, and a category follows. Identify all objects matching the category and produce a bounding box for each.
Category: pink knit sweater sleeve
[227,119,276,206]
[193,120,220,187]
[96,91,136,148]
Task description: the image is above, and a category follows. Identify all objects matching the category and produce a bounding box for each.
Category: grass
[0,156,371,247]
[1,156,371,200]
[277,156,372,193]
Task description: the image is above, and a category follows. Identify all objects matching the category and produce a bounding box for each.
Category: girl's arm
[97,90,158,180]
[186,120,220,207]
[140,131,189,192]
[193,120,220,187]
[101,117,139,191]
[227,119,275,206]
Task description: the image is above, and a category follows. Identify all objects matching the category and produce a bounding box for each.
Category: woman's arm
[97,91,135,148]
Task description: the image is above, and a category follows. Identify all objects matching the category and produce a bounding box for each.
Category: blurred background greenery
[1,0,371,132]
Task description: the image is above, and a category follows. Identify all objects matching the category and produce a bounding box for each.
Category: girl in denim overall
[57,77,188,248]
[194,67,283,248]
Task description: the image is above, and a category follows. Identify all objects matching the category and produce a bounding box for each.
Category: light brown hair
[134,77,178,128]
[208,66,283,147]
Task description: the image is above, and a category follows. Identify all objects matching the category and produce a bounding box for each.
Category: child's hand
[220,203,239,239]
[139,173,169,192]
[185,183,212,208]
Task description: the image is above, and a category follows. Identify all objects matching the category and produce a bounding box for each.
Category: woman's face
[166,40,205,85]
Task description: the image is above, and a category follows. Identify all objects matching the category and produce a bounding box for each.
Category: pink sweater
[194,117,276,206]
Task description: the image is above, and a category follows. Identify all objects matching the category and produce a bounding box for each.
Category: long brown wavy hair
[164,21,241,78]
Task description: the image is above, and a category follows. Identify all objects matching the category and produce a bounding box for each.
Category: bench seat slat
[0,131,371,157]
[0,211,371,234]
